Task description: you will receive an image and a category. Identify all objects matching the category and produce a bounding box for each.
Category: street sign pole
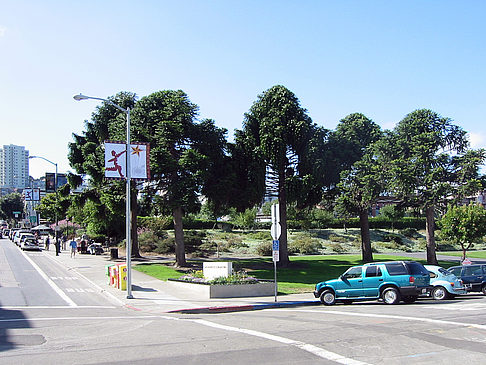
[271,203,280,302]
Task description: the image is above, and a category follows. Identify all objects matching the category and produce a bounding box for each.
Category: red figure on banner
[106,149,126,178]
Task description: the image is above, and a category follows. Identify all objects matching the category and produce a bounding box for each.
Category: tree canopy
[375,109,485,264]
[131,90,228,266]
[237,85,327,266]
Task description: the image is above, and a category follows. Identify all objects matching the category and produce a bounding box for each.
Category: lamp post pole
[73,94,133,299]
[29,156,59,255]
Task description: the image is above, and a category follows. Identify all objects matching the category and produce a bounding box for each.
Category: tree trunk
[425,206,438,265]
[278,169,290,267]
[130,188,141,258]
[173,206,187,267]
[359,208,373,262]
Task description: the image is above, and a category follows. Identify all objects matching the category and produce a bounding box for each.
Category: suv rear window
[385,263,408,275]
[406,262,429,275]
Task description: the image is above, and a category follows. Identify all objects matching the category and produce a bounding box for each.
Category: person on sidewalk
[69,237,78,258]
[45,236,50,251]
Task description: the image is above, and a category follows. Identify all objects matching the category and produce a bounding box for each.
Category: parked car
[2,228,10,238]
[21,236,40,251]
[314,261,431,305]
[9,228,21,241]
[87,242,104,255]
[448,264,486,295]
[18,233,36,247]
[424,265,466,300]
[13,230,31,246]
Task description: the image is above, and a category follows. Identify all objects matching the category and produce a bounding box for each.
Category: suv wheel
[482,284,486,296]
[320,290,336,306]
[382,287,401,305]
[432,286,449,300]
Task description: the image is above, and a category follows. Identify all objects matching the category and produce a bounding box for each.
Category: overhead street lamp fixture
[29,155,60,255]
[73,93,133,299]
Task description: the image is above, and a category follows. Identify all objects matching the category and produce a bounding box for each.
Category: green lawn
[134,254,458,295]
[439,250,486,259]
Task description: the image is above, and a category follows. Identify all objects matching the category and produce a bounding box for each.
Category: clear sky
[1,0,485,179]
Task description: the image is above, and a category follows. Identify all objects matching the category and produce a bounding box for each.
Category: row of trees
[36,85,485,267]
[0,193,23,223]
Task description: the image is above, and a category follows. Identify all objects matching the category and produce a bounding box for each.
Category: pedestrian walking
[45,236,50,251]
[69,237,78,258]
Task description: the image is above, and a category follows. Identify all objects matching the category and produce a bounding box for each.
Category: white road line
[0,314,371,364]
[285,309,486,331]
[160,316,371,365]
[20,249,77,307]
[0,315,158,323]
[43,252,125,306]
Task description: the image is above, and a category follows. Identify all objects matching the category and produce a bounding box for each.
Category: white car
[21,235,40,250]
[13,230,31,246]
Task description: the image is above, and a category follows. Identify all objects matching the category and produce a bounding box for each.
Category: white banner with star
[104,141,150,180]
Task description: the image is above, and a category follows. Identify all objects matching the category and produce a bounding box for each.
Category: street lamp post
[29,155,59,255]
[73,93,133,299]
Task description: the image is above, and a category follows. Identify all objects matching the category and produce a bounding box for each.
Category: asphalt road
[1,237,486,364]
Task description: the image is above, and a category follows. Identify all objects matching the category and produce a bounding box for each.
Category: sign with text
[203,262,233,280]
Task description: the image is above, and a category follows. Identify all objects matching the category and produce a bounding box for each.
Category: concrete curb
[167,300,321,314]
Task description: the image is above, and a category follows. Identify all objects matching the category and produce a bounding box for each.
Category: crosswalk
[65,288,96,293]
[431,301,486,311]
[50,276,96,294]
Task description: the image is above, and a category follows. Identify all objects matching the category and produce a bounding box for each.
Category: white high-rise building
[0,144,30,189]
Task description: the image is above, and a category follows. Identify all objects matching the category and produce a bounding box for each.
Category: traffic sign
[271,203,281,240]
[272,240,279,251]
[272,250,279,262]
[271,223,281,241]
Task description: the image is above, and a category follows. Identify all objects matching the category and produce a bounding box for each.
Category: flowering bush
[178,270,259,285]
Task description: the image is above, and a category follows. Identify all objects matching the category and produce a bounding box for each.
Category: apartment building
[0,144,30,190]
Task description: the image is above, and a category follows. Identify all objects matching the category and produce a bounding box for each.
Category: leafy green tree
[379,204,404,232]
[330,113,384,262]
[439,203,486,260]
[230,207,258,230]
[237,85,327,266]
[68,92,139,255]
[337,153,385,261]
[0,193,23,224]
[36,184,72,225]
[375,109,485,264]
[326,113,383,189]
[131,90,228,267]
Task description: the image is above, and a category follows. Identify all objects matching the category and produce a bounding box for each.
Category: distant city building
[0,144,29,191]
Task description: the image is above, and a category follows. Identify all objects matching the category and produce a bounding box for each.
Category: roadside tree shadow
[0,306,32,352]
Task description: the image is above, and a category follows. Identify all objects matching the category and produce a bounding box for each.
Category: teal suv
[314,261,431,305]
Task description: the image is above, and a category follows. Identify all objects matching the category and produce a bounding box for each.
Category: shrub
[154,237,175,254]
[244,231,271,241]
[328,234,347,243]
[401,228,419,238]
[255,242,272,256]
[382,233,403,246]
[328,243,346,253]
[289,237,322,255]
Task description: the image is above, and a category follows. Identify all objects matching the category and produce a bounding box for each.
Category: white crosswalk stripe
[65,288,95,293]
[51,276,79,281]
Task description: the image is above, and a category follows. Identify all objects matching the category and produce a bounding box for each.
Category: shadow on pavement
[0,305,32,352]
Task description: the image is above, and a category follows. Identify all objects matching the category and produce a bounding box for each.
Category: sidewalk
[42,247,319,314]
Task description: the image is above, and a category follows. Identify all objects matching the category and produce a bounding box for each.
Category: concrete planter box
[167,279,275,298]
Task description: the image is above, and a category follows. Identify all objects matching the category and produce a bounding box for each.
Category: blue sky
[1,1,485,178]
